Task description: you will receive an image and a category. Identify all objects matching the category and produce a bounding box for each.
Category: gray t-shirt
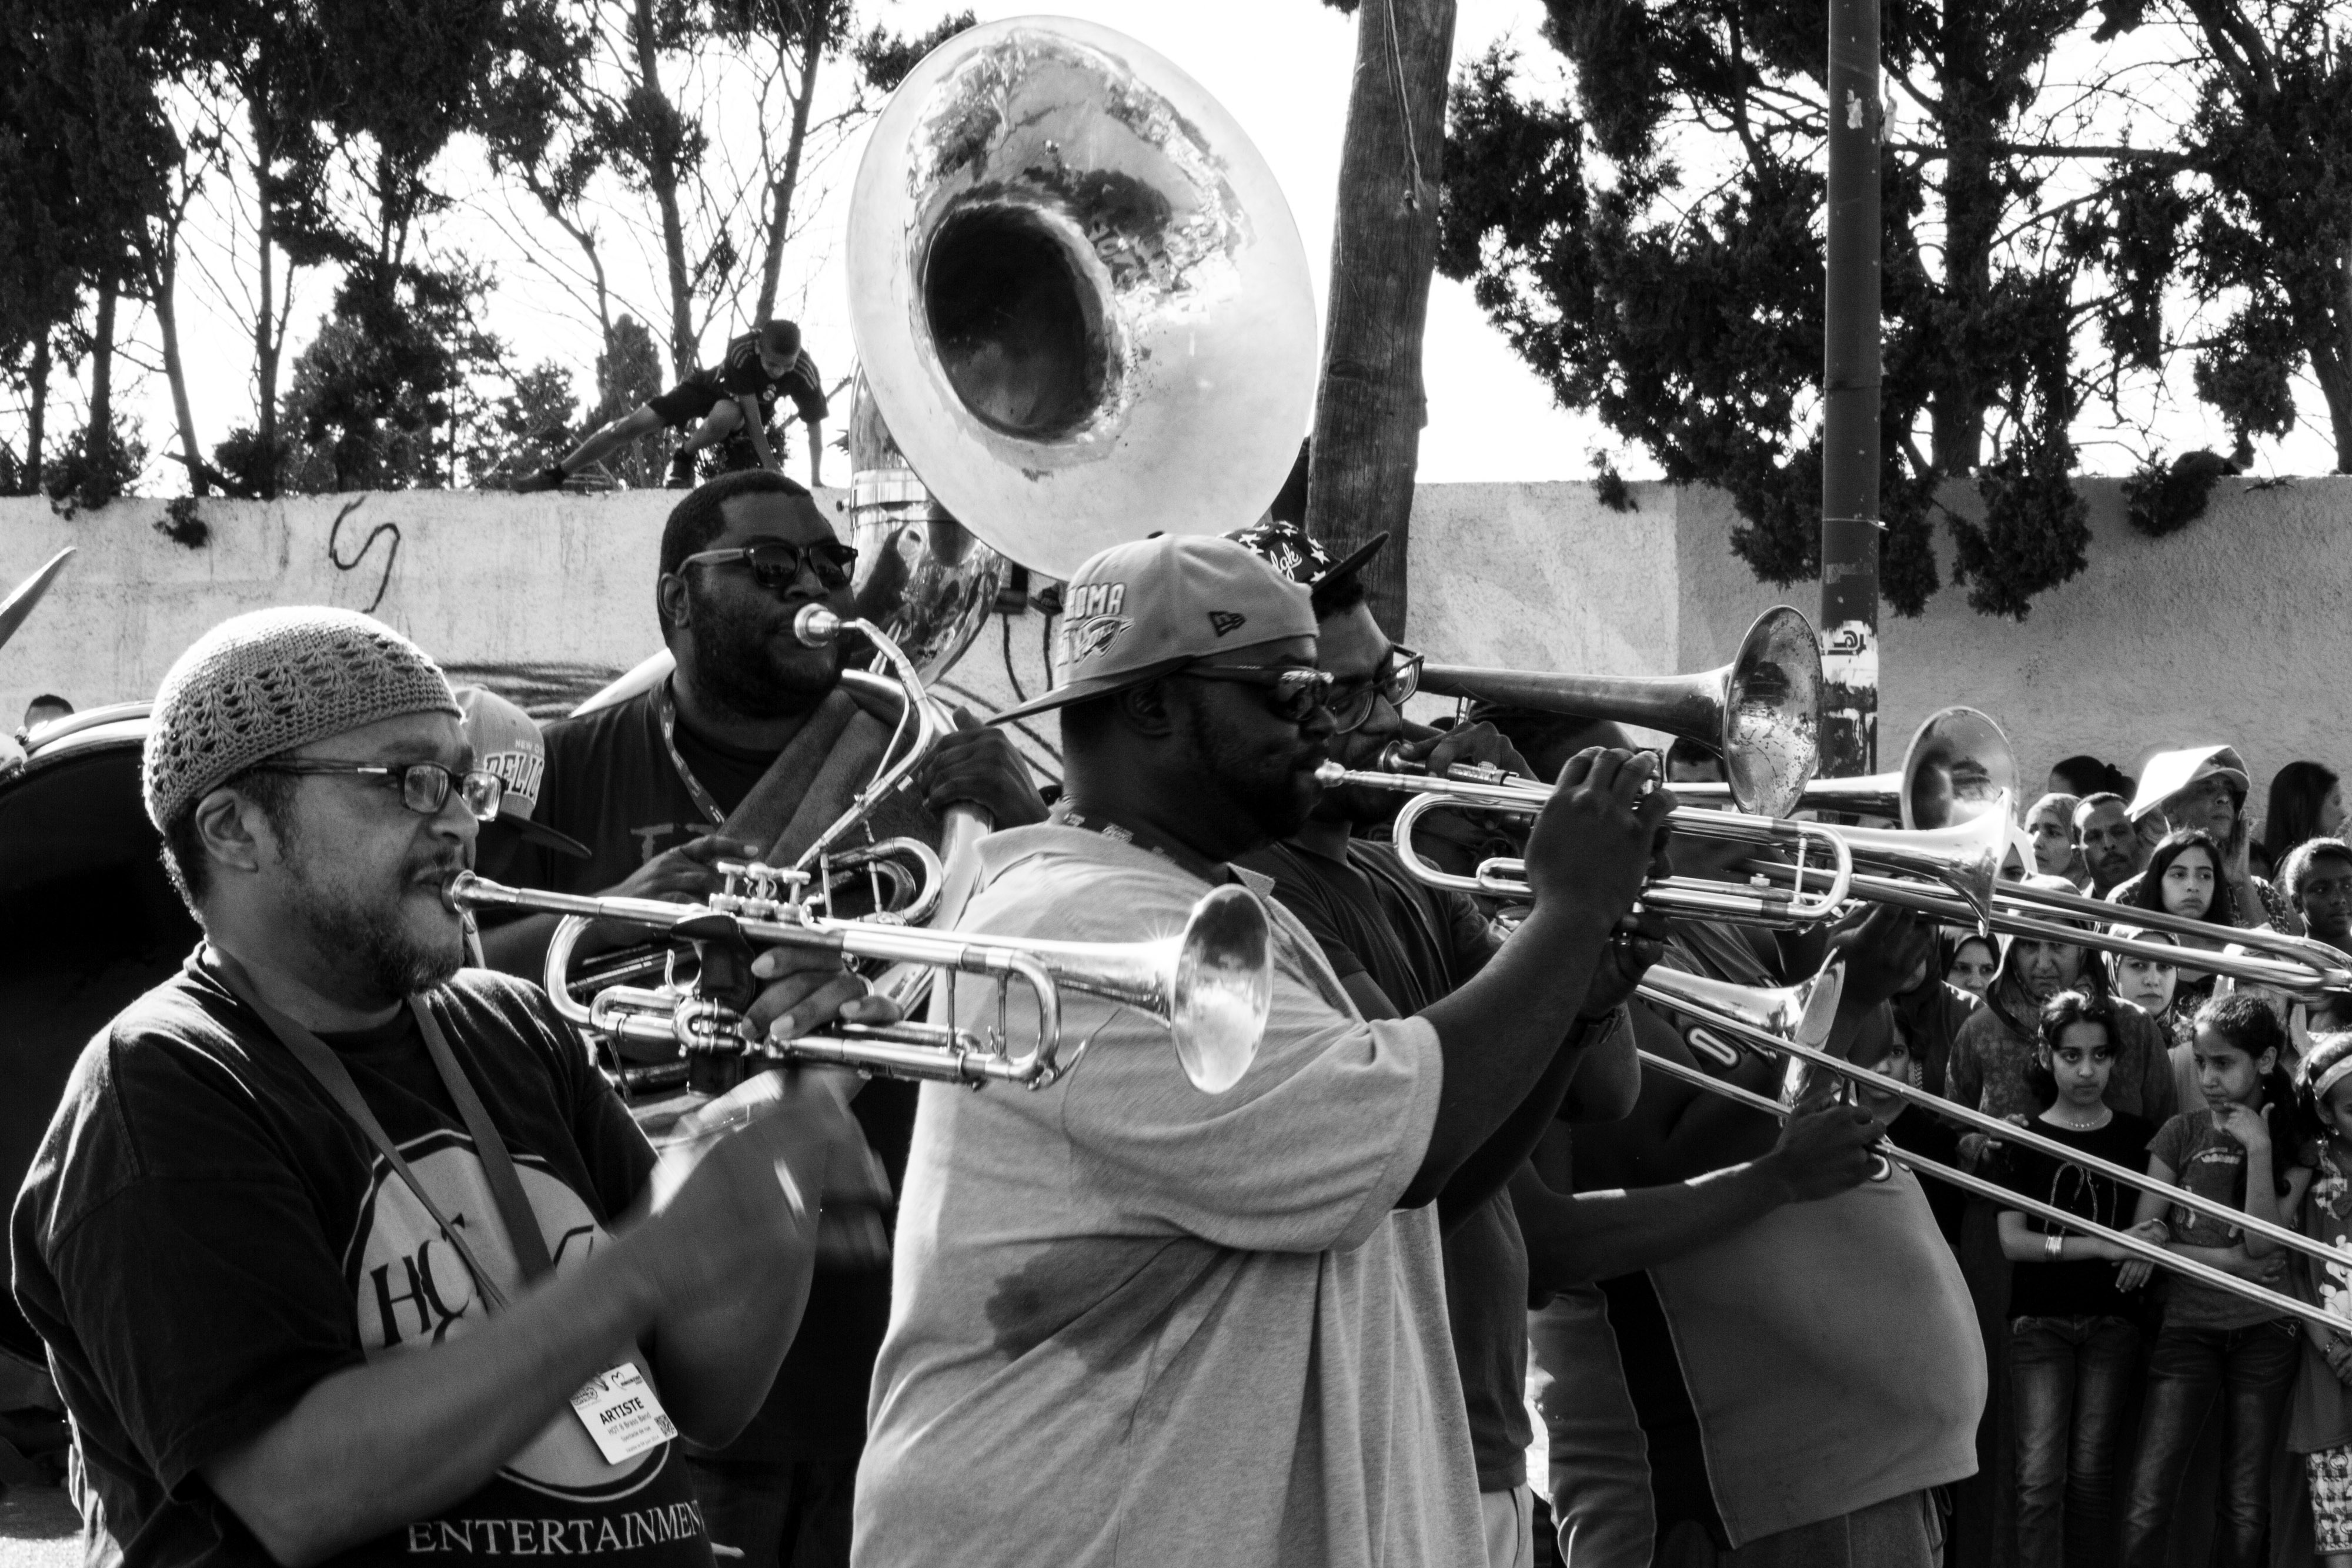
[854,827,1479,1567]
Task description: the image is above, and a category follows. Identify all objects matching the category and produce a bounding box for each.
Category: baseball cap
[992,534,1318,724]
[1225,519,1389,592]
[454,686,591,859]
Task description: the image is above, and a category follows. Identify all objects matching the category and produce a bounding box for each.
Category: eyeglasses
[1322,646,1426,734]
[1177,662,1338,724]
[681,539,860,592]
[250,760,506,821]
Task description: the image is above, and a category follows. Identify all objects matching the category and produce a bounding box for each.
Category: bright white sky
[109,0,2337,493]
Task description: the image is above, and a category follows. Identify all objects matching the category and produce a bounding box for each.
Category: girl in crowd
[2026,791,2087,884]
[1947,878,2180,1132]
[1946,932,2000,999]
[2290,1030,2352,1568]
[2255,761,2344,882]
[2127,830,2241,1018]
[1994,990,2163,1568]
[2122,995,2310,1568]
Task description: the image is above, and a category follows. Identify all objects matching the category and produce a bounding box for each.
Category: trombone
[1315,760,1857,927]
[1638,972,2344,1329]
[450,868,1273,1095]
[1739,704,2352,996]
[1418,606,1823,818]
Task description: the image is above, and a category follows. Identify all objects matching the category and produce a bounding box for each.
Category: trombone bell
[1417,607,1822,818]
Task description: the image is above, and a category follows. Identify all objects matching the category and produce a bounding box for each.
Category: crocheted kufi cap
[142,606,460,830]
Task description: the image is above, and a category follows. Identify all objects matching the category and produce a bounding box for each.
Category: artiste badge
[569,1362,676,1464]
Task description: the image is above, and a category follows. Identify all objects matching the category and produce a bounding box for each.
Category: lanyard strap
[654,679,729,829]
[206,951,553,1312]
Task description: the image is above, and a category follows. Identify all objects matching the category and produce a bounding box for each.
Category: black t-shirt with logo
[511,683,915,1463]
[1993,1111,2155,1320]
[10,959,710,1567]
[1235,838,1534,1489]
[684,335,826,425]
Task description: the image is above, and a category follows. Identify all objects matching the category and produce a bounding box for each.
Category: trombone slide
[1631,1048,2335,1332]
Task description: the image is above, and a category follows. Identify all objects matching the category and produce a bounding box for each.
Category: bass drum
[0,705,198,1361]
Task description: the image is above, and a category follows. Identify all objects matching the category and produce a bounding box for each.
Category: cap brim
[988,658,1191,727]
[1312,531,1389,587]
[489,813,593,860]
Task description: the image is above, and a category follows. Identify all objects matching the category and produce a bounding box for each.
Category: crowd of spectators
[1864,748,2348,1567]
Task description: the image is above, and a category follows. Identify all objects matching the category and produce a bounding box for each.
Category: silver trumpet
[452,870,1272,1095]
[1315,761,1855,926]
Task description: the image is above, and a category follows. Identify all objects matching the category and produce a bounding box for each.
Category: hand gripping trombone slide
[448,868,1275,1095]
[1638,968,2342,1330]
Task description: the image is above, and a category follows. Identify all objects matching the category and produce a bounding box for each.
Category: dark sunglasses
[1323,646,1426,734]
[250,760,506,821]
[1177,662,1338,724]
[681,539,859,592]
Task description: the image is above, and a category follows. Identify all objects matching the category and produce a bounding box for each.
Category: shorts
[2311,1445,2352,1553]
[646,377,744,430]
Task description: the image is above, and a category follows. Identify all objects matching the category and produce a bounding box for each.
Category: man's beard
[686,583,844,720]
[281,829,464,1003]
[1177,697,1324,848]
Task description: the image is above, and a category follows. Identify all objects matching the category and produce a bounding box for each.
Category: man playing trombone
[854,534,1670,1567]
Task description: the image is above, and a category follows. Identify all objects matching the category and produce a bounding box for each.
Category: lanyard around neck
[654,678,729,828]
[207,950,554,1312]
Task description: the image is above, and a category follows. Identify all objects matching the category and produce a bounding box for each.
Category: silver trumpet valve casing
[1315,760,1855,927]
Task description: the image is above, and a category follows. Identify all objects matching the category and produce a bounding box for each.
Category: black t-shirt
[1235,838,1532,1487]
[9,961,709,1567]
[513,682,915,1463]
[688,335,827,424]
[1993,1111,2155,1319]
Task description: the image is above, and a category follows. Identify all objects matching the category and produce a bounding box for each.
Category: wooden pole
[1819,0,1882,776]
[1305,0,1458,638]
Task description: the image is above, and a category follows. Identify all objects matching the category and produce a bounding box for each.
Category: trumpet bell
[1170,883,1272,1093]
[847,17,1318,577]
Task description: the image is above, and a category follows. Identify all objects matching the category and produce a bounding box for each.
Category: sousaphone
[845,15,1318,585]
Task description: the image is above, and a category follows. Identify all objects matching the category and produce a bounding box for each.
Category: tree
[1439,0,2114,619]
[2077,1,2352,471]
[280,260,507,491]
[1307,0,1459,635]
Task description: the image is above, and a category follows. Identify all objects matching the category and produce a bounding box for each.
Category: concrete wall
[8,476,2349,808]
[1408,476,2352,809]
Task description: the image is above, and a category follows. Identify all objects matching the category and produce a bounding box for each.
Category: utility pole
[1305,0,1458,638]
[1819,0,1882,776]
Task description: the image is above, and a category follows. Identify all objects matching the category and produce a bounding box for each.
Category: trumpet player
[855,534,1669,1567]
[1224,521,1665,1568]
[11,608,891,1565]
[479,470,1047,1568]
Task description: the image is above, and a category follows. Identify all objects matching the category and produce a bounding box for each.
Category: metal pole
[1819,0,1883,777]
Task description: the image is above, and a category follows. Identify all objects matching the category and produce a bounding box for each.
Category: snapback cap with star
[991,534,1319,725]
[455,686,592,859]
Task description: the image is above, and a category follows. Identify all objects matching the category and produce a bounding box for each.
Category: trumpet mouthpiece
[1314,761,1348,786]
[794,604,844,648]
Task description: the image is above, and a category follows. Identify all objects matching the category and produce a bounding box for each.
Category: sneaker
[512,464,566,494]
[666,451,698,489]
